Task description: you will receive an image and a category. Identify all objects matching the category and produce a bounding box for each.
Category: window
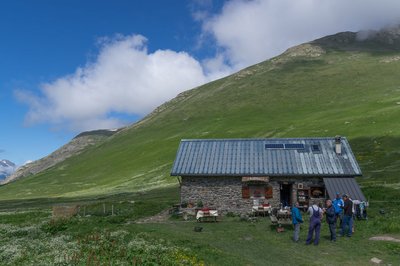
[249,186,264,198]
[311,144,320,152]
[242,184,272,199]
[265,186,273,199]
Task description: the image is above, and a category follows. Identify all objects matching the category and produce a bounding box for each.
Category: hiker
[292,201,303,242]
[325,199,336,242]
[332,192,344,227]
[349,195,355,234]
[340,194,353,237]
[306,201,323,245]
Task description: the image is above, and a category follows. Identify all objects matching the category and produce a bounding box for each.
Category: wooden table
[252,205,272,216]
[270,209,292,228]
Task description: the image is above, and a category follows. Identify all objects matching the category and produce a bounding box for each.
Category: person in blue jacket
[292,201,303,242]
[332,192,344,226]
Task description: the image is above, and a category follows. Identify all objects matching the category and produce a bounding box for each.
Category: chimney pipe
[335,135,342,155]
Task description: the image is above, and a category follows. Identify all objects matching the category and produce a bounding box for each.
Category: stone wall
[180,176,327,214]
[180,176,253,214]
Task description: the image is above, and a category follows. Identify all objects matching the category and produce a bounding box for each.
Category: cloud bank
[203,0,400,69]
[18,0,400,132]
[17,35,214,131]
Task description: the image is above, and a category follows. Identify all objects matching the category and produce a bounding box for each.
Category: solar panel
[284,143,305,149]
[265,143,284,149]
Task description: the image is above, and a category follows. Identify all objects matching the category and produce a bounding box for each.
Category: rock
[380,56,400,63]
[240,214,249,221]
[312,25,400,51]
[370,257,382,264]
[194,226,203,232]
[369,236,400,243]
[283,43,326,58]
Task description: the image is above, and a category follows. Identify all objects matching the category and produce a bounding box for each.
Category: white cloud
[203,0,400,69]
[201,54,233,80]
[23,160,33,166]
[17,35,216,131]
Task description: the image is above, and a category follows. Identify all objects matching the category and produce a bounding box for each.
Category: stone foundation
[180,176,253,214]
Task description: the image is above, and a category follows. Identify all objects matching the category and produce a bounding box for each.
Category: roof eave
[171,173,362,177]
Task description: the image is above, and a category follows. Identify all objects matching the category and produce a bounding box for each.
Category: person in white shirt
[306,202,323,245]
[307,203,323,216]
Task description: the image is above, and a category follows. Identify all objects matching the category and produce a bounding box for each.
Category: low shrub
[65,231,204,265]
[226,212,236,217]
[382,220,400,233]
[41,218,70,235]
[196,201,204,208]
[105,215,127,224]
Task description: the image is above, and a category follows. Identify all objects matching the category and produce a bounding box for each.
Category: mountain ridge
[0,159,16,180]
[2,129,120,184]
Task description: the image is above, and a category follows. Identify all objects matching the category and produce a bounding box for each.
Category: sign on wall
[242,176,269,182]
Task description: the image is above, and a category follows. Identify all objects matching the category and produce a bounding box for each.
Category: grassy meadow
[0,186,399,265]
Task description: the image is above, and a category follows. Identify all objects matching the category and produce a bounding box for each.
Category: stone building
[171,137,366,214]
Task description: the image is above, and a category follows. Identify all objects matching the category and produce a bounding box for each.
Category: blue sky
[1,0,400,166]
[0,0,221,165]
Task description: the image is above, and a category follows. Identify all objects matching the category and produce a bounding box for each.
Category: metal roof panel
[171,137,362,177]
[324,177,366,201]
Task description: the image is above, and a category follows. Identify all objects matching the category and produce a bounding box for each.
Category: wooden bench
[196,209,218,222]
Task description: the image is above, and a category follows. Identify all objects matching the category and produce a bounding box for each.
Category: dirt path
[134,209,171,224]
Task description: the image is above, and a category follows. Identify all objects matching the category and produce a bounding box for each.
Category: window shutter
[242,186,250,199]
[265,186,273,199]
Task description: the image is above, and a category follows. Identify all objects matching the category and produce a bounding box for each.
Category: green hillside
[1,31,400,200]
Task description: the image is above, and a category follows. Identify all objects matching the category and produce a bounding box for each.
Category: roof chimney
[335,135,342,155]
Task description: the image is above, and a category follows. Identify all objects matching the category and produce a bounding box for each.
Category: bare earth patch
[369,236,400,243]
[368,236,400,265]
[134,209,170,224]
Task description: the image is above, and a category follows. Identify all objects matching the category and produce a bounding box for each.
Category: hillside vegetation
[1,30,400,200]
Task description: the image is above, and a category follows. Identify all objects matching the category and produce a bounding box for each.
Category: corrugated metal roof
[171,137,362,177]
[324,177,366,201]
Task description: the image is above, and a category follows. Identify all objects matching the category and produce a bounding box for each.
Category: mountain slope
[2,129,119,184]
[0,160,16,180]
[1,28,400,200]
